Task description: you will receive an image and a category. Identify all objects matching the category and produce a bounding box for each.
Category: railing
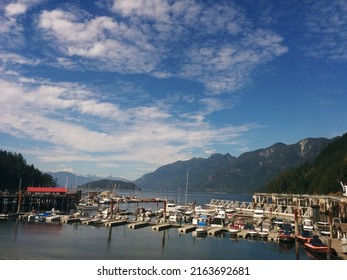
[208,199,313,218]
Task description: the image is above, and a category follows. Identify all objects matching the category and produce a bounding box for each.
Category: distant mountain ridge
[48,171,129,189]
[134,137,334,193]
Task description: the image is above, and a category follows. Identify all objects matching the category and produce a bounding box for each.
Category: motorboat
[274,218,284,227]
[277,230,295,243]
[244,223,258,238]
[303,235,329,253]
[233,217,246,229]
[228,224,241,235]
[196,226,208,236]
[302,218,314,231]
[210,216,225,227]
[258,231,269,239]
[296,230,313,244]
[253,205,265,221]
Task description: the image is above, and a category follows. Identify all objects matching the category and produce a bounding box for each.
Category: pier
[208,192,347,222]
[178,225,196,233]
[128,221,149,229]
[152,224,172,231]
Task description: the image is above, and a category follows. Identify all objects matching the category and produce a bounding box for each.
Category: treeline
[0,150,56,192]
[266,132,347,194]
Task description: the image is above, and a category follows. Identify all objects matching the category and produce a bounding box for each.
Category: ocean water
[0,219,313,260]
[0,191,318,260]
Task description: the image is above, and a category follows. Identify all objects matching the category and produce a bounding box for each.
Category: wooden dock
[178,225,196,233]
[207,227,226,236]
[104,219,127,227]
[128,221,149,229]
[152,223,172,231]
[61,216,81,224]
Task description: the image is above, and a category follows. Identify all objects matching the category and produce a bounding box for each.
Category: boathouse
[27,187,67,195]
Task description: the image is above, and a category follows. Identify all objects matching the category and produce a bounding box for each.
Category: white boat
[196,226,208,236]
[210,216,225,227]
[258,231,269,238]
[253,206,265,221]
[248,229,259,237]
[228,224,240,235]
[302,218,314,231]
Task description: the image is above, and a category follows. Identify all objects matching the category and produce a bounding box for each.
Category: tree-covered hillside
[266,133,347,194]
[0,150,55,192]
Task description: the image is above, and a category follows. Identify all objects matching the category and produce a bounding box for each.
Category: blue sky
[0,0,346,181]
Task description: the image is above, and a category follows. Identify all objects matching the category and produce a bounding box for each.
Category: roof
[27,187,67,193]
[334,223,347,233]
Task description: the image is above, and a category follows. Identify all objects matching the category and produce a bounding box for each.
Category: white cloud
[35,1,287,95]
[0,52,40,66]
[0,75,257,173]
[5,3,27,17]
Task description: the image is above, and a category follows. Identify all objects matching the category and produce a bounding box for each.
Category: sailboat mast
[185,167,190,206]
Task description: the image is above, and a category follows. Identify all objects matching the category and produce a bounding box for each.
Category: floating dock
[178,225,196,233]
[152,224,172,231]
[128,221,149,229]
[61,216,81,224]
[104,220,127,227]
[207,227,226,236]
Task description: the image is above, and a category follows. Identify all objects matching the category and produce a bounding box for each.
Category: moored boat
[196,226,208,236]
[258,231,269,239]
[296,230,313,244]
[302,218,314,231]
[228,224,240,235]
[304,237,327,253]
[277,230,295,243]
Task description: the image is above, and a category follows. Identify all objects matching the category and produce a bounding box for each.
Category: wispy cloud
[36,0,287,95]
[0,74,257,176]
[304,0,347,60]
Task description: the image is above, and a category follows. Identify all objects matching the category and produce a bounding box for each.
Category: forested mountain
[76,179,139,192]
[266,133,347,194]
[0,150,55,192]
[135,137,333,193]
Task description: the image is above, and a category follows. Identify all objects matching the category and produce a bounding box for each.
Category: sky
[0,0,347,181]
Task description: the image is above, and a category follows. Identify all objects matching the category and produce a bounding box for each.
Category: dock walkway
[128,221,149,229]
[178,225,196,233]
[104,219,127,227]
[152,224,172,231]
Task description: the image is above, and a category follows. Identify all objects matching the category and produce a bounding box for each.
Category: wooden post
[327,239,332,260]
[110,199,114,219]
[328,210,333,260]
[164,200,167,223]
[294,208,299,235]
[17,178,22,213]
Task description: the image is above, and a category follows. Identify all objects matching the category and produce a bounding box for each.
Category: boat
[195,221,208,236]
[244,223,258,238]
[233,217,246,229]
[302,218,314,231]
[258,231,269,239]
[274,218,284,228]
[210,216,225,227]
[303,235,329,253]
[277,230,295,243]
[296,230,313,244]
[228,224,241,235]
[253,205,265,221]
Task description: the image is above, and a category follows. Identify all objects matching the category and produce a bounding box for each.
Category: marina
[1,190,347,260]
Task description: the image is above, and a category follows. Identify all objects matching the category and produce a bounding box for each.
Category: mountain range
[49,136,335,193]
[134,137,334,193]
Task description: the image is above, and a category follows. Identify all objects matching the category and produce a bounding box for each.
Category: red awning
[27,187,67,193]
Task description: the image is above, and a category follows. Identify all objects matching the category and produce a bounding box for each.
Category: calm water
[0,191,314,260]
